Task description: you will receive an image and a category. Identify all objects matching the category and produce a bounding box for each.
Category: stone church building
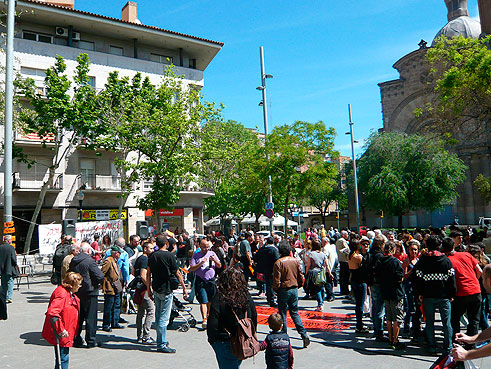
[375,0,490,227]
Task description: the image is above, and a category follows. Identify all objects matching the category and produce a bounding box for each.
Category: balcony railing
[79,175,121,191]
[13,172,63,190]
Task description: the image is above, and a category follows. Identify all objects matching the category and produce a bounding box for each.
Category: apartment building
[0,0,223,252]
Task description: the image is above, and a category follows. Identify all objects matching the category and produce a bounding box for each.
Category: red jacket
[42,286,80,347]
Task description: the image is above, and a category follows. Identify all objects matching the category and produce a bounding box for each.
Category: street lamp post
[257,46,274,233]
[346,104,361,233]
[3,0,15,224]
[77,190,85,222]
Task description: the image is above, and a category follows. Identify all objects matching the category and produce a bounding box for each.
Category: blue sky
[79,0,480,156]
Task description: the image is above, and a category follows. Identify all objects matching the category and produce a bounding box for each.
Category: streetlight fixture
[77,190,85,221]
[258,46,274,233]
[346,104,361,233]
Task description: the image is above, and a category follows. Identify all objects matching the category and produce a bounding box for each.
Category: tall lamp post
[77,190,85,222]
[345,104,360,233]
[3,0,15,224]
[257,46,274,233]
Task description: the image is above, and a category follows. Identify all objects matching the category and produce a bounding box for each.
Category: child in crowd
[260,313,294,369]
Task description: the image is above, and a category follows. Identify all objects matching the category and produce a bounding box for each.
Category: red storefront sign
[144,209,185,217]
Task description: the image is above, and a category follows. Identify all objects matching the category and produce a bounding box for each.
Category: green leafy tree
[265,121,337,231]
[15,54,101,253]
[415,35,491,139]
[97,67,220,230]
[202,121,268,230]
[474,174,491,204]
[357,131,467,230]
[306,168,345,226]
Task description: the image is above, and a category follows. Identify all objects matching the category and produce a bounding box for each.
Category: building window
[150,53,173,64]
[74,40,95,51]
[143,180,153,191]
[80,159,95,189]
[109,46,124,56]
[88,76,96,89]
[22,31,53,44]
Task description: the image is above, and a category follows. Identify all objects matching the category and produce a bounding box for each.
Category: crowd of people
[2,222,491,368]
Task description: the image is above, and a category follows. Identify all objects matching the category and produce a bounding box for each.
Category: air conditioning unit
[55,27,68,37]
[72,32,81,41]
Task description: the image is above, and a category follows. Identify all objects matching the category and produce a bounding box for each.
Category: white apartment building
[0,0,223,252]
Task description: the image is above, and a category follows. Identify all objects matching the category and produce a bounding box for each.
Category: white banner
[38,220,124,255]
[38,224,63,255]
[75,219,124,245]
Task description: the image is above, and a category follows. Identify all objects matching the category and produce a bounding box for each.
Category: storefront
[144,208,201,234]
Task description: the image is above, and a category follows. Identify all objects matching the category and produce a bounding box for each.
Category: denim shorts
[195,277,216,304]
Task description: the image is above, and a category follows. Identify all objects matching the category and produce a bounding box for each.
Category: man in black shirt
[146,235,187,353]
[134,241,155,344]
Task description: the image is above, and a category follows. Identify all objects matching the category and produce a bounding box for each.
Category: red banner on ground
[256,306,352,332]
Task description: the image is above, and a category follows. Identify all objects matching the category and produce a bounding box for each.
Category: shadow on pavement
[98,335,154,352]
[20,331,51,347]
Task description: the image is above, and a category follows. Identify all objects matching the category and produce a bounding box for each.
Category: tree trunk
[24,175,53,254]
[155,207,162,233]
[117,193,128,219]
[254,213,260,233]
[398,214,403,231]
[321,213,326,228]
[284,184,290,234]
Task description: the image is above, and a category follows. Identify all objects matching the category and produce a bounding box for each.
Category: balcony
[79,174,121,192]
[13,172,63,191]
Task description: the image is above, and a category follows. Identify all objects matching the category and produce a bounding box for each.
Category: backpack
[230,309,260,360]
[52,243,71,272]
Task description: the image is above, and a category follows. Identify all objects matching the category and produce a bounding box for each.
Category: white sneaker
[202,321,207,330]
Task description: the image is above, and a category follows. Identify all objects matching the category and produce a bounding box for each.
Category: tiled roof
[20,0,224,47]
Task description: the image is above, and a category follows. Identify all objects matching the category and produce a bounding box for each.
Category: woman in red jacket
[42,272,82,369]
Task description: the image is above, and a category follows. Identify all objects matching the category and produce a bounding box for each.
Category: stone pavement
[2,275,490,369]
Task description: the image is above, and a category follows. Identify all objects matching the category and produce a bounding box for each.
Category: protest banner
[38,224,63,255]
[75,219,124,245]
[38,220,124,255]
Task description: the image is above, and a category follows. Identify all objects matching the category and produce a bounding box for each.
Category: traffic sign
[265,202,274,210]
[4,221,14,228]
[4,227,15,234]
[265,209,274,219]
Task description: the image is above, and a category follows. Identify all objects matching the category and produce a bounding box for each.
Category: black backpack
[52,243,71,273]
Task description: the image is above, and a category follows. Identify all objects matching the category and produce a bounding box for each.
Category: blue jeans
[154,291,173,349]
[211,341,242,369]
[277,288,307,337]
[103,293,120,329]
[370,284,385,337]
[423,297,452,354]
[54,346,69,369]
[1,274,14,301]
[315,286,325,307]
[352,281,367,330]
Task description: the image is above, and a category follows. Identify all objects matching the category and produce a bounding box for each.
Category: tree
[306,168,345,227]
[199,120,257,190]
[357,131,467,230]
[97,67,220,230]
[201,120,268,230]
[474,174,491,205]
[415,35,491,139]
[265,121,337,231]
[15,54,101,253]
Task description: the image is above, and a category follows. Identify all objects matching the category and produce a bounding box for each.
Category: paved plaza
[2,274,491,369]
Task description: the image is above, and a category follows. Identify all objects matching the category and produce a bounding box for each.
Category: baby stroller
[169,296,197,332]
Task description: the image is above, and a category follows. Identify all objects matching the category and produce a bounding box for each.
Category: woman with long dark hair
[348,239,368,333]
[207,267,257,368]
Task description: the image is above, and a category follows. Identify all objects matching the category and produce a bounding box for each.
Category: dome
[432,16,482,45]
